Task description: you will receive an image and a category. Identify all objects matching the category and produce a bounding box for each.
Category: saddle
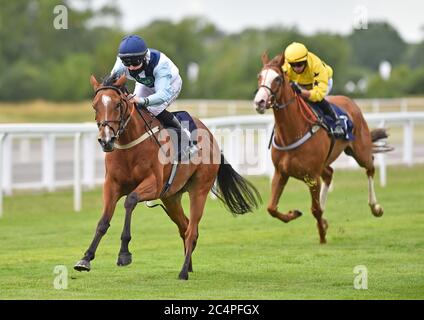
[307,100,355,141]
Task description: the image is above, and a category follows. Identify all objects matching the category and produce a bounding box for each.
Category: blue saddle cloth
[310,102,355,141]
[172,111,197,134]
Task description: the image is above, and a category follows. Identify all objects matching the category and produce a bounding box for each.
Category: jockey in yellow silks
[282,42,344,138]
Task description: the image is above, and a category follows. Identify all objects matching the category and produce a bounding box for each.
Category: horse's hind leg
[161,193,192,272]
[267,171,302,222]
[350,142,384,217]
[178,189,207,280]
[366,167,384,217]
[308,177,328,244]
[320,166,333,211]
[178,175,212,280]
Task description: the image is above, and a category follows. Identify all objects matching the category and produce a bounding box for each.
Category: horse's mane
[101,72,129,94]
[102,73,120,86]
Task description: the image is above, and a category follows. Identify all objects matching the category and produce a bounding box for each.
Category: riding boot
[156,110,197,160]
[318,99,345,138]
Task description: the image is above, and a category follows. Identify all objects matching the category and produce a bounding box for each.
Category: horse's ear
[261,51,270,65]
[114,73,127,87]
[277,53,285,68]
[90,75,100,91]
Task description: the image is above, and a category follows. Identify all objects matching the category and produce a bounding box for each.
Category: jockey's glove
[290,82,302,94]
[136,97,149,109]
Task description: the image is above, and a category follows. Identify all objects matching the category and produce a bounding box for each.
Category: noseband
[94,86,133,139]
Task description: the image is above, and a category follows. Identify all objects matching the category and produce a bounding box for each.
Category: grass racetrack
[0,166,423,300]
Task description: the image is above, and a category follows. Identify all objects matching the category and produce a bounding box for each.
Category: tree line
[1,0,424,101]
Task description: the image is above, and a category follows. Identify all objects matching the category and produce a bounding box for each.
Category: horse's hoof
[117,253,132,266]
[178,271,189,281]
[371,204,384,217]
[293,210,303,218]
[74,259,91,272]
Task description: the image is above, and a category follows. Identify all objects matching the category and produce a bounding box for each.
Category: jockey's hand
[290,82,302,94]
[300,89,311,99]
[136,97,149,110]
[128,94,140,104]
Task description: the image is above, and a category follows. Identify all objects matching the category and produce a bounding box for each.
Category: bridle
[257,67,295,110]
[94,85,163,150]
[94,85,133,140]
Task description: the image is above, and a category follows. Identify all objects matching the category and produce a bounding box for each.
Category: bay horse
[254,52,391,244]
[74,74,261,280]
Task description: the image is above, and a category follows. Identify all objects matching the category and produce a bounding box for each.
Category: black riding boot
[156,110,195,159]
[318,99,345,138]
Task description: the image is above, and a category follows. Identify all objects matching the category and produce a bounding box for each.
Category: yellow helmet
[285,42,308,63]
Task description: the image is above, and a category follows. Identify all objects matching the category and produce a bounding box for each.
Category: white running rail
[0,112,424,216]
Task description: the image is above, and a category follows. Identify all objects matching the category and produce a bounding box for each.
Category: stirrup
[332,125,345,138]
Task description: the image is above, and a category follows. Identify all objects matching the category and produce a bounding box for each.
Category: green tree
[349,21,407,70]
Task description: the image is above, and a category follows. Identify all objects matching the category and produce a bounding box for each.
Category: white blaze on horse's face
[101,95,112,142]
[254,68,279,114]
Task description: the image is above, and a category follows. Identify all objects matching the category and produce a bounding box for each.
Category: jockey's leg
[317,99,344,138]
[155,109,197,159]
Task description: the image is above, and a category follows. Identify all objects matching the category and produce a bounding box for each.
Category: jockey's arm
[110,57,127,78]
[306,60,329,102]
[142,62,174,106]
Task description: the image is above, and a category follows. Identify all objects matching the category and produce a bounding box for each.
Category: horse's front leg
[116,193,137,266]
[117,174,158,267]
[307,177,328,244]
[74,180,120,272]
[267,171,302,222]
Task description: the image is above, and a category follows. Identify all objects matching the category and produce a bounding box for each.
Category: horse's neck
[273,95,309,146]
[118,108,159,146]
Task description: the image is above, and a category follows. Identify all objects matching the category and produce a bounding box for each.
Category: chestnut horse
[74,74,261,280]
[254,52,390,244]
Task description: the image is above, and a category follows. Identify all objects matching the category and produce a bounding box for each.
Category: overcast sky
[81,0,424,43]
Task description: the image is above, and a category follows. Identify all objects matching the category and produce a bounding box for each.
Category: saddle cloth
[309,101,354,141]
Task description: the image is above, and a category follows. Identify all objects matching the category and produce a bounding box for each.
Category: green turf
[0,166,423,300]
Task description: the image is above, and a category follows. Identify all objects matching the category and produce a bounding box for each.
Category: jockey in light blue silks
[111,34,196,157]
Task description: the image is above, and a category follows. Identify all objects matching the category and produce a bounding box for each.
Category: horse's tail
[371,128,394,153]
[212,154,262,215]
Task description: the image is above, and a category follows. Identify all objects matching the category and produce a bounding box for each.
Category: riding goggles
[120,56,144,67]
[289,61,307,68]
